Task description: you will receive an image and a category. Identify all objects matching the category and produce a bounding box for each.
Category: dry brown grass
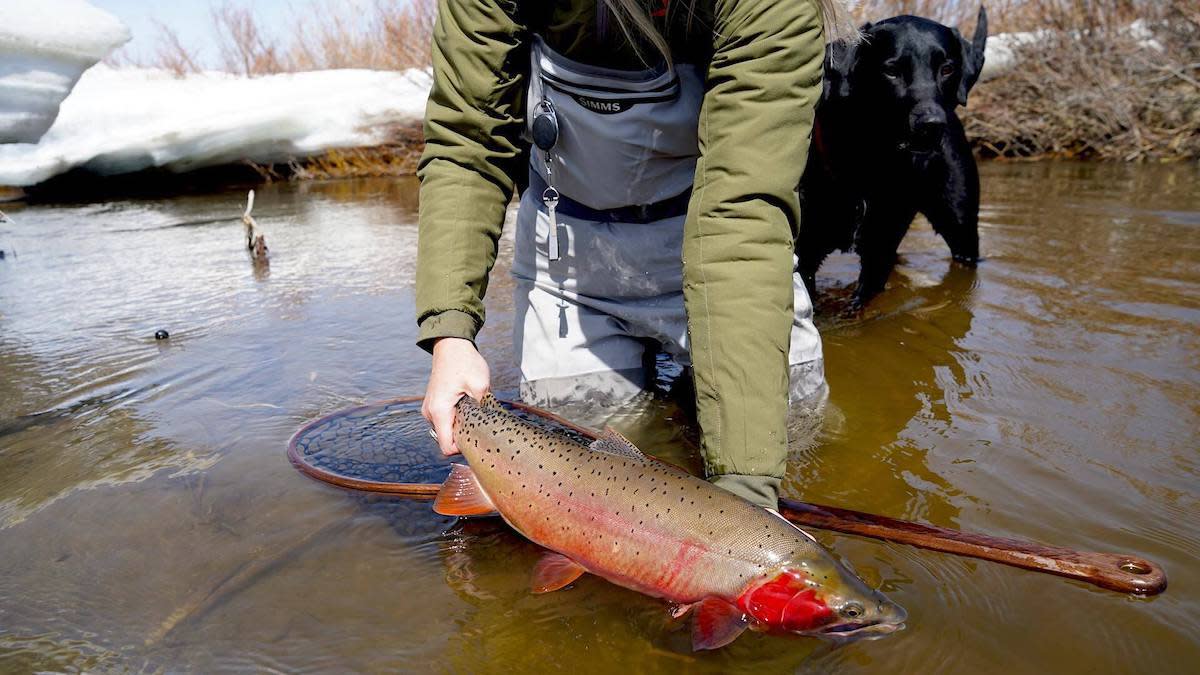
[134,0,1196,176]
[289,121,425,180]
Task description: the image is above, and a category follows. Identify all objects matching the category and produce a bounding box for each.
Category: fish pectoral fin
[588,427,648,461]
[433,464,499,517]
[531,552,587,594]
[692,597,750,651]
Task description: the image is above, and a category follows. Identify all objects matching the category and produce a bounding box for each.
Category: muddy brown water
[0,163,1197,673]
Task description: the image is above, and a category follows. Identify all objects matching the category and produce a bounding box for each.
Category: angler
[418,0,854,511]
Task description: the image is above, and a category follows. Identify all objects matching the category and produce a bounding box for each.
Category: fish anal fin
[531,552,587,594]
[588,427,648,461]
[433,464,498,517]
[692,597,750,651]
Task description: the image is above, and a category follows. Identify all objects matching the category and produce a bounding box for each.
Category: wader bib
[512,38,825,408]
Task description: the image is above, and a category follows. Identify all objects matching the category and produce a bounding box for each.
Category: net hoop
[286,395,599,496]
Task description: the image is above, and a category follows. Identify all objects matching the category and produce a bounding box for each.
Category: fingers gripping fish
[434,395,907,650]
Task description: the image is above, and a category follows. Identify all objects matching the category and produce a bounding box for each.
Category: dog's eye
[940,63,956,77]
[882,65,900,79]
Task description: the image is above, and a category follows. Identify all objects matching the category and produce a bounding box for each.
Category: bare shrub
[121,0,435,76]
[963,1,1200,160]
[284,0,436,72]
[211,3,286,76]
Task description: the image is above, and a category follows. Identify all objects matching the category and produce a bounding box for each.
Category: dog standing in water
[798,7,988,307]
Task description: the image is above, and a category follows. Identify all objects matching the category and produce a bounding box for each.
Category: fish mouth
[816,621,906,641]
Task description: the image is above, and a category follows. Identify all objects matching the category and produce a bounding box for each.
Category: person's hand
[422,337,490,456]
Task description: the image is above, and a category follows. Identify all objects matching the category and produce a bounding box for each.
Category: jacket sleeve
[683,0,824,480]
[415,0,527,351]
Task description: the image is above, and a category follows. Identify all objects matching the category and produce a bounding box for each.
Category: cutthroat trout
[434,395,907,650]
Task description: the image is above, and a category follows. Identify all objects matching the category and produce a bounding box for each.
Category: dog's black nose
[913,115,946,144]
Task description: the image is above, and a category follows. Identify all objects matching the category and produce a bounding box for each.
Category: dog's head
[827,7,988,153]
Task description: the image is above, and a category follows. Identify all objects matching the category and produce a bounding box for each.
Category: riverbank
[1,0,1196,199]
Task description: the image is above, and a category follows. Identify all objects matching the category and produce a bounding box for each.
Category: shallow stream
[0,162,1197,673]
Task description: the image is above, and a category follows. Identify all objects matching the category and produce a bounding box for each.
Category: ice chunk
[0,65,432,187]
[0,0,132,143]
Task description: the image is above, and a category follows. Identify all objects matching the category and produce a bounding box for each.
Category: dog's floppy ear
[824,22,868,99]
[956,6,988,105]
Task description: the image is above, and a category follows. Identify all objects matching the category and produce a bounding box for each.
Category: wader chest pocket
[527,37,702,211]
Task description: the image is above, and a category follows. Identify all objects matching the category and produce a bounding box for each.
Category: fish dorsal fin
[767,508,818,542]
[692,597,750,651]
[433,464,499,517]
[479,393,504,410]
[531,552,587,593]
[588,427,648,461]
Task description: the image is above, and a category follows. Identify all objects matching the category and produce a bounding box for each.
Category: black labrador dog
[798,7,988,307]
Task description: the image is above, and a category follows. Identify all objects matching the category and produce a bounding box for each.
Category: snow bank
[0,66,432,187]
[0,0,131,144]
[981,30,1045,82]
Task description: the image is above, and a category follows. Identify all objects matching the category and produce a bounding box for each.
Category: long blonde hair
[600,0,857,65]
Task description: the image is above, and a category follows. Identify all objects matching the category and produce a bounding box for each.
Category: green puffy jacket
[415,0,825,497]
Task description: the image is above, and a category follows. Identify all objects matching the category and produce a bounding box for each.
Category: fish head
[737,563,907,641]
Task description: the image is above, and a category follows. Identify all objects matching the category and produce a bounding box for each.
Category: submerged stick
[287,396,1168,596]
[241,190,268,261]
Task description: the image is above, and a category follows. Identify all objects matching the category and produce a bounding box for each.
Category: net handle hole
[1118,560,1152,575]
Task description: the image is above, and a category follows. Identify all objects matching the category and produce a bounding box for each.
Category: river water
[0,162,1196,673]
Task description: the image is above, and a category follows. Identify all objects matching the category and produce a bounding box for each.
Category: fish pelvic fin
[588,427,648,462]
[433,464,499,517]
[531,552,587,593]
[669,602,695,619]
[692,597,750,651]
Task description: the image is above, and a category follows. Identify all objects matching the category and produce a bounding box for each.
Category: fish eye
[841,602,865,619]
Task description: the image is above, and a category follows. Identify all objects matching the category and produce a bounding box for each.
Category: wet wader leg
[788,267,828,410]
[511,178,660,411]
[513,277,651,410]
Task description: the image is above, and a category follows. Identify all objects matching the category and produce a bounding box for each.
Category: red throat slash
[737,570,834,632]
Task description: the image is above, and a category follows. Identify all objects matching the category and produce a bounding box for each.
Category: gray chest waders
[511,38,827,412]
